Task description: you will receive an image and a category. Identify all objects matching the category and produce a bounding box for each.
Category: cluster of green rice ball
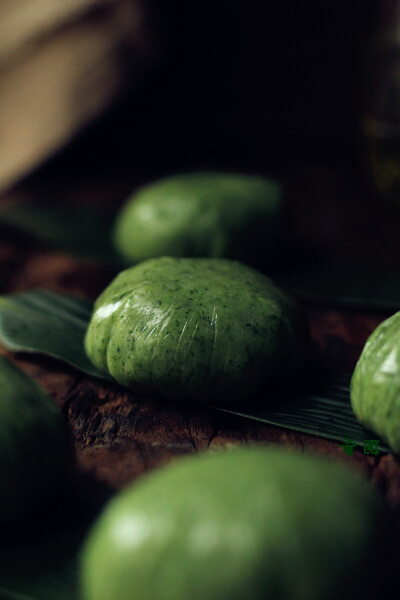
[80,171,398,599]
[86,172,309,405]
[105,170,400,452]
[1,171,398,600]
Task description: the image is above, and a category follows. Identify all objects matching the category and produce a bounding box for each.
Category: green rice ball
[84,258,309,404]
[351,311,400,452]
[0,356,71,526]
[112,172,284,268]
[81,447,389,600]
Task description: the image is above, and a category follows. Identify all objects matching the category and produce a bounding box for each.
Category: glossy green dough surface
[351,311,400,452]
[0,356,69,526]
[81,447,387,600]
[112,172,284,267]
[84,258,308,404]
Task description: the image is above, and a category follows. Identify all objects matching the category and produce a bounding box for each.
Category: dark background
[11,1,399,280]
[40,0,380,180]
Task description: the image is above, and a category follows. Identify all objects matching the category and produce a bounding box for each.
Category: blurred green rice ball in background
[112,172,285,270]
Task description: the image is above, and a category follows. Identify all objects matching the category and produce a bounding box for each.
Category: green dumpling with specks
[112,172,284,268]
[80,447,391,600]
[0,356,71,526]
[351,311,400,453]
[84,257,309,404]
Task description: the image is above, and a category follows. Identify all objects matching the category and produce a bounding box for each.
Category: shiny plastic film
[84,258,309,405]
[351,311,400,452]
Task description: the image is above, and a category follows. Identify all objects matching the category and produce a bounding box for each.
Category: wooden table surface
[1,163,400,516]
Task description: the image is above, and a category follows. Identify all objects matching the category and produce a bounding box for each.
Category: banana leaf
[0,290,111,381]
[0,290,391,598]
[0,203,119,265]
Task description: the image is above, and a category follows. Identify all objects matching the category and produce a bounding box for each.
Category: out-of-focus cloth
[0,0,155,192]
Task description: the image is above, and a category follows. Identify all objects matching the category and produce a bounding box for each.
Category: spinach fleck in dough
[0,356,70,526]
[84,258,309,404]
[351,311,400,452]
[81,447,390,600]
[112,172,284,268]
